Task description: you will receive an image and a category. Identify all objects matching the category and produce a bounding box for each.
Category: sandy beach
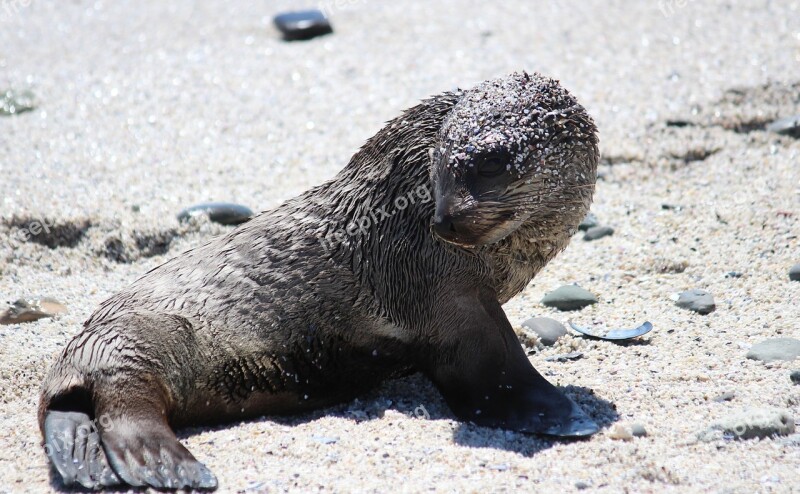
[1,1,799,492]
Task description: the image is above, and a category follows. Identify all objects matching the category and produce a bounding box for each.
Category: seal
[39,72,599,490]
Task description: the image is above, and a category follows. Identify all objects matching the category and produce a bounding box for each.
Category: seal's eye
[477,153,507,178]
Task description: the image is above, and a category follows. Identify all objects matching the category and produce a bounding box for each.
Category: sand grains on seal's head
[440,72,597,178]
[430,72,599,249]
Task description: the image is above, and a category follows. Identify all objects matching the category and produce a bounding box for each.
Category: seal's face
[430,73,599,248]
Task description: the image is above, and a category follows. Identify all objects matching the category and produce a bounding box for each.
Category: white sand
[1,1,799,492]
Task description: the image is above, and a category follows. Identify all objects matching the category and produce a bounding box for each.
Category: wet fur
[39,73,599,490]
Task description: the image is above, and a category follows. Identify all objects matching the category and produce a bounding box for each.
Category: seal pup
[39,72,599,490]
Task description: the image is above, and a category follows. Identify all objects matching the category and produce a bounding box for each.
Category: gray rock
[790,264,800,281]
[520,317,567,346]
[0,297,67,325]
[780,433,800,447]
[766,115,800,138]
[698,408,795,441]
[0,89,35,116]
[583,225,614,241]
[544,351,583,362]
[311,435,338,445]
[630,423,648,437]
[676,289,715,315]
[746,338,800,363]
[712,391,736,402]
[177,202,253,225]
[578,212,599,231]
[273,10,333,41]
[790,370,800,385]
[541,285,598,311]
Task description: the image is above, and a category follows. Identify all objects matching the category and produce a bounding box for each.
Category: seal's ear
[423,286,598,437]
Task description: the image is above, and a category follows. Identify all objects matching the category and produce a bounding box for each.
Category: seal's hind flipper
[426,288,599,437]
[98,415,218,490]
[43,410,121,488]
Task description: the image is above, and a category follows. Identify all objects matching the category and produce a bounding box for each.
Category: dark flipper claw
[537,397,599,438]
[43,410,121,489]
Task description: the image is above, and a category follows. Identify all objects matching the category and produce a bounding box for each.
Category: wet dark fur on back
[39,72,598,491]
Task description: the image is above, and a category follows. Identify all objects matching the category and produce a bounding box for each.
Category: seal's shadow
[237,374,619,459]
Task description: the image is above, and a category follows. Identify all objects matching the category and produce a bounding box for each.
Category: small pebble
[608,423,633,441]
[766,115,800,138]
[712,391,736,402]
[544,351,583,362]
[790,370,800,385]
[725,271,743,279]
[177,202,253,225]
[583,225,614,241]
[578,212,598,231]
[0,89,35,116]
[0,297,67,325]
[698,408,795,441]
[661,203,683,211]
[789,264,800,282]
[575,481,590,490]
[676,289,715,315]
[541,285,597,311]
[520,317,567,346]
[273,10,333,41]
[630,423,647,437]
[746,338,800,363]
[311,435,338,445]
[780,433,800,447]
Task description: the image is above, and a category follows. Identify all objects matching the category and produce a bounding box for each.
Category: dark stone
[746,338,800,363]
[766,115,800,138]
[790,370,800,385]
[273,10,333,41]
[578,212,598,231]
[665,120,693,128]
[541,285,597,311]
[520,317,567,346]
[177,202,253,225]
[583,225,614,241]
[789,264,800,281]
[676,289,715,315]
[661,203,683,211]
[725,271,743,279]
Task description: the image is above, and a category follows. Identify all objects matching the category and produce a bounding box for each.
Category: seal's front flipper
[43,410,121,488]
[425,287,599,438]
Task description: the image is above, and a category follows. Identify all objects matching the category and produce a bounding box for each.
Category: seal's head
[430,72,599,248]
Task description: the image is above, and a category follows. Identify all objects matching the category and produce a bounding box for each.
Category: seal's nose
[432,214,458,237]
